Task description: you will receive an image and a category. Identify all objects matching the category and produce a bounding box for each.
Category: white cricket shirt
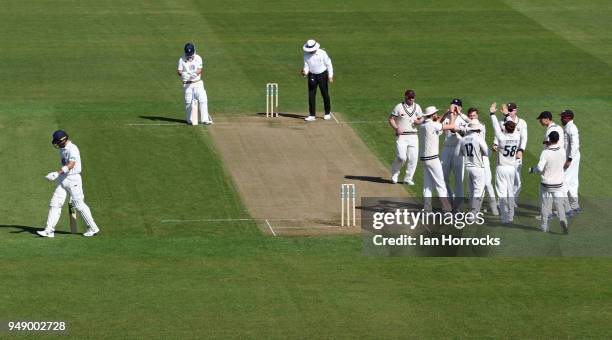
[60,141,81,175]
[490,114,520,167]
[418,119,443,160]
[460,134,488,168]
[564,120,580,159]
[390,102,423,134]
[534,145,565,189]
[303,49,333,77]
[442,114,469,147]
[177,54,203,82]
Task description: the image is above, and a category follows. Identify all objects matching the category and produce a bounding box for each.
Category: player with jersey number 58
[37,130,100,238]
[490,103,521,224]
[178,42,212,125]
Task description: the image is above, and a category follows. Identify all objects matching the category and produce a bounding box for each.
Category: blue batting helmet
[52,130,69,148]
[184,42,195,57]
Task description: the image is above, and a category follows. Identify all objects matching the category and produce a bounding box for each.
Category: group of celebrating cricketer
[389,90,580,233]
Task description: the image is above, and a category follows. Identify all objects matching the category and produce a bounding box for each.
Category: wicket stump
[341,184,356,227]
[266,83,279,117]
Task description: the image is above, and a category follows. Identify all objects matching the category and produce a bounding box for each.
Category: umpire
[301,39,334,121]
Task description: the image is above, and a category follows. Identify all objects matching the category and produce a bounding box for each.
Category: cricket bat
[191,100,199,126]
[68,202,78,234]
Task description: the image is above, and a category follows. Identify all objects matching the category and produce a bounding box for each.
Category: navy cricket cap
[184,42,195,56]
[52,130,69,146]
[560,109,574,118]
[537,111,552,120]
[451,98,462,106]
[507,102,517,111]
[547,131,560,144]
[405,89,415,98]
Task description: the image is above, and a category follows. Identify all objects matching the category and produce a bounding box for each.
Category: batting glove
[45,171,59,181]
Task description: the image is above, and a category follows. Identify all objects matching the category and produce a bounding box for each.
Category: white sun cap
[423,106,439,117]
[303,39,320,52]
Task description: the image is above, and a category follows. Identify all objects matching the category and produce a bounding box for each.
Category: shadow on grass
[0,225,72,235]
[345,175,394,184]
[139,115,186,123]
[256,112,306,120]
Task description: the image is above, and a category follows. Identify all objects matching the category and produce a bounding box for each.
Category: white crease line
[331,113,340,124]
[161,218,300,223]
[265,219,277,237]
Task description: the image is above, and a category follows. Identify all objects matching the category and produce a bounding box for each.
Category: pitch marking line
[161,217,301,223]
[126,120,384,127]
[265,219,277,237]
[331,112,340,124]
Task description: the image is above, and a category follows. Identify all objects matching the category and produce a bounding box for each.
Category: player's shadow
[0,224,71,235]
[345,175,394,184]
[256,112,305,120]
[139,115,186,123]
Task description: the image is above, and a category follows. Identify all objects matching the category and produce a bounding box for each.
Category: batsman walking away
[38,130,100,238]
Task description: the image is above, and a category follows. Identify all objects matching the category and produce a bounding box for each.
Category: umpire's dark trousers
[308,70,331,116]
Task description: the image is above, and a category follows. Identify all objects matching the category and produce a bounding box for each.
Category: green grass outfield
[1,0,611,338]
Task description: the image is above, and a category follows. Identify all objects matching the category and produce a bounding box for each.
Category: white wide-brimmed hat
[423,106,439,117]
[303,39,320,52]
[468,119,482,131]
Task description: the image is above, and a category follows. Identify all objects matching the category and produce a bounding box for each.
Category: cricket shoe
[201,120,214,125]
[36,229,55,238]
[391,174,399,184]
[403,179,415,186]
[539,225,549,233]
[323,114,332,120]
[304,116,316,122]
[83,228,100,237]
[568,208,582,217]
[560,220,569,234]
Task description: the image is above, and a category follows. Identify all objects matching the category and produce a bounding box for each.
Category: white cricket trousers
[565,153,580,210]
[46,174,98,232]
[540,187,567,230]
[495,165,516,223]
[483,156,499,214]
[422,158,450,211]
[391,134,418,182]
[466,166,485,213]
[514,159,523,204]
[441,144,464,206]
[184,80,209,123]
